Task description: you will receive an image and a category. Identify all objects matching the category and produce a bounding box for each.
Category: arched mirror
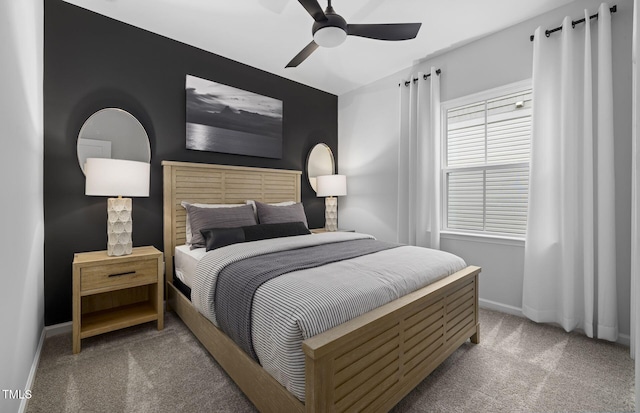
[306,143,335,192]
[77,108,151,174]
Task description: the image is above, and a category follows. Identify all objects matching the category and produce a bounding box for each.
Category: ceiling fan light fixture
[286,0,422,68]
[313,26,347,48]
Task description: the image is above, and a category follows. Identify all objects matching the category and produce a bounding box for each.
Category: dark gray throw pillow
[185,203,256,249]
[255,201,308,227]
[200,222,311,252]
[243,222,310,242]
[200,227,246,252]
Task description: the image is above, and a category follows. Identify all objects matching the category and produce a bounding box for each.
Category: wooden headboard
[162,160,302,284]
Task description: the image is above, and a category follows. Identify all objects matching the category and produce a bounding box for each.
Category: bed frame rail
[167,281,304,412]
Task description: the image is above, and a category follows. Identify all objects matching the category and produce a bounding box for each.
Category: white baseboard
[44,321,72,337]
[617,333,630,347]
[19,327,45,413]
[479,298,524,317]
[19,322,73,412]
[479,298,630,347]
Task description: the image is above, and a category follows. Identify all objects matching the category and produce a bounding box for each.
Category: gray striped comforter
[215,238,399,361]
[191,232,467,401]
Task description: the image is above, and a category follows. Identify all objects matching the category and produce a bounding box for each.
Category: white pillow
[245,200,296,219]
[181,201,244,244]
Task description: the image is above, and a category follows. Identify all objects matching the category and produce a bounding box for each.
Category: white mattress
[174,245,206,288]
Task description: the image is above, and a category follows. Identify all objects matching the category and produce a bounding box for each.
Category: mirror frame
[77,108,151,174]
[306,143,335,192]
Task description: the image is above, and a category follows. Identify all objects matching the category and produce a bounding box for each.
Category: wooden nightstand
[72,246,164,353]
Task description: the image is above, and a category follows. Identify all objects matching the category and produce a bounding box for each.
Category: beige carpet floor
[26,309,634,412]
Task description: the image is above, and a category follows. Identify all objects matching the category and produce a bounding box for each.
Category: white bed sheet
[174,245,206,288]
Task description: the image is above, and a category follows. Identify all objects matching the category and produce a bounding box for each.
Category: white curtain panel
[523,4,617,341]
[631,2,640,407]
[397,67,440,248]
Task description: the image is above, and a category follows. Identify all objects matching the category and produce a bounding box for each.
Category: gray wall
[0,0,44,412]
[338,0,633,339]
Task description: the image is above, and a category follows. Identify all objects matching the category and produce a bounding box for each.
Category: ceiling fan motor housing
[312,9,347,47]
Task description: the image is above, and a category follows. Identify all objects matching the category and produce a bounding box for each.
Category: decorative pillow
[199,227,246,252]
[200,222,311,252]
[245,200,295,219]
[185,203,256,249]
[255,201,308,227]
[181,201,244,245]
[243,222,310,242]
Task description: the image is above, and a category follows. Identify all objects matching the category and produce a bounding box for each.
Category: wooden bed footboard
[303,265,480,413]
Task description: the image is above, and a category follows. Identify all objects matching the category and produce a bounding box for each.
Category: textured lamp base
[107,197,133,256]
[324,196,338,231]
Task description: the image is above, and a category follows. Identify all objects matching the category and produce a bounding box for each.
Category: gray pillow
[255,201,308,228]
[185,203,257,248]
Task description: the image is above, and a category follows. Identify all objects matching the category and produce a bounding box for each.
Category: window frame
[440,79,532,242]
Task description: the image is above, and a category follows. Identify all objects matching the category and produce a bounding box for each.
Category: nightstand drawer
[81,258,158,294]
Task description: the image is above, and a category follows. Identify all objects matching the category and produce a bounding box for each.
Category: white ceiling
[63,0,574,95]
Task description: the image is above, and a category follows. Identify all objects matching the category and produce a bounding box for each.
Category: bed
[162,160,481,412]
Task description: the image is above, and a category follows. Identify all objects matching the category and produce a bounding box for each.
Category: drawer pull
[109,271,136,278]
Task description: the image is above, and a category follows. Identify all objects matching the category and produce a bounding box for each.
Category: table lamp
[316,174,347,231]
[85,158,150,256]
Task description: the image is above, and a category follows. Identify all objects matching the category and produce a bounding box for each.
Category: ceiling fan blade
[286,41,320,68]
[297,0,327,22]
[347,23,422,41]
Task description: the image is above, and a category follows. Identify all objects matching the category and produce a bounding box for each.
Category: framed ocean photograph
[186,75,283,159]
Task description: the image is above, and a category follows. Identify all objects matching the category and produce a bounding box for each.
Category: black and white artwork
[186,75,283,159]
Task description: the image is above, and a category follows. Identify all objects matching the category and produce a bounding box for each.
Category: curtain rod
[529,5,616,41]
[398,69,441,87]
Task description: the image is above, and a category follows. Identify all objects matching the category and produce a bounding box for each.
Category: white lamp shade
[85,158,150,197]
[316,174,347,197]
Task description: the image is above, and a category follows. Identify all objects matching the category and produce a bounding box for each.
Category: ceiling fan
[286,0,422,68]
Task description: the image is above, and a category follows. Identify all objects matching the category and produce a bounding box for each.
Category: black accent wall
[44,1,338,325]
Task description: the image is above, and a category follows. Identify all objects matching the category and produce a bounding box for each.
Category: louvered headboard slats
[162,161,302,285]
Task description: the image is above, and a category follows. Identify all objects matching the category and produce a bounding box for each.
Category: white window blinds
[443,88,532,237]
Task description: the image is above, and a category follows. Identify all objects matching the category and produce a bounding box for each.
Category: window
[442,84,532,238]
